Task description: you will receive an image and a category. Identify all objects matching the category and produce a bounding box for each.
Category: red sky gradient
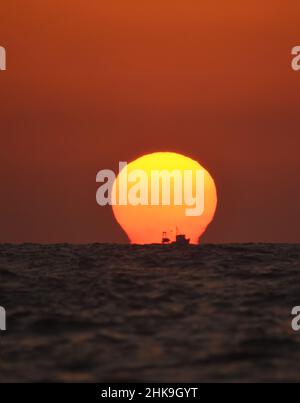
[1,1,300,243]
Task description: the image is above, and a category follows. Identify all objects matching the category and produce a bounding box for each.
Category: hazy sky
[1,1,300,243]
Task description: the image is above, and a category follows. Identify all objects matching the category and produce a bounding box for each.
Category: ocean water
[0,243,300,382]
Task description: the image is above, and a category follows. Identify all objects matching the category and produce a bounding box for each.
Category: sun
[112,152,217,244]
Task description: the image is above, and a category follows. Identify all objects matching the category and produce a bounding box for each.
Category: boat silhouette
[161,227,190,245]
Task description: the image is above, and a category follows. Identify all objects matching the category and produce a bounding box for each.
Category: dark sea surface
[0,243,300,382]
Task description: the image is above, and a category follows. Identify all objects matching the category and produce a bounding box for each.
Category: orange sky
[0,1,300,243]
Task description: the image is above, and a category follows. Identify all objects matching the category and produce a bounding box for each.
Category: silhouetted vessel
[161,231,170,244]
[173,234,190,245]
[161,227,190,245]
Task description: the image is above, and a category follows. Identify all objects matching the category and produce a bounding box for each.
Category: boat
[161,227,190,245]
[161,231,170,244]
[173,233,190,245]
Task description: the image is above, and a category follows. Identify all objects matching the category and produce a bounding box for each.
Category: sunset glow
[112,152,217,244]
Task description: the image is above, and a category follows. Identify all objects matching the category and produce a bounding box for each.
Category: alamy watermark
[0,306,6,331]
[96,162,205,216]
[291,306,300,332]
[291,46,300,71]
[0,46,6,70]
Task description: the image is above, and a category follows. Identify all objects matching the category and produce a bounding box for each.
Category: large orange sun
[112,152,217,244]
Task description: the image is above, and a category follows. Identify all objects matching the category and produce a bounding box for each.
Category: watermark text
[291,46,300,71]
[96,162,205,216]
[292,306,300,331]
[0,306,6,331]
[0,46,6,70]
